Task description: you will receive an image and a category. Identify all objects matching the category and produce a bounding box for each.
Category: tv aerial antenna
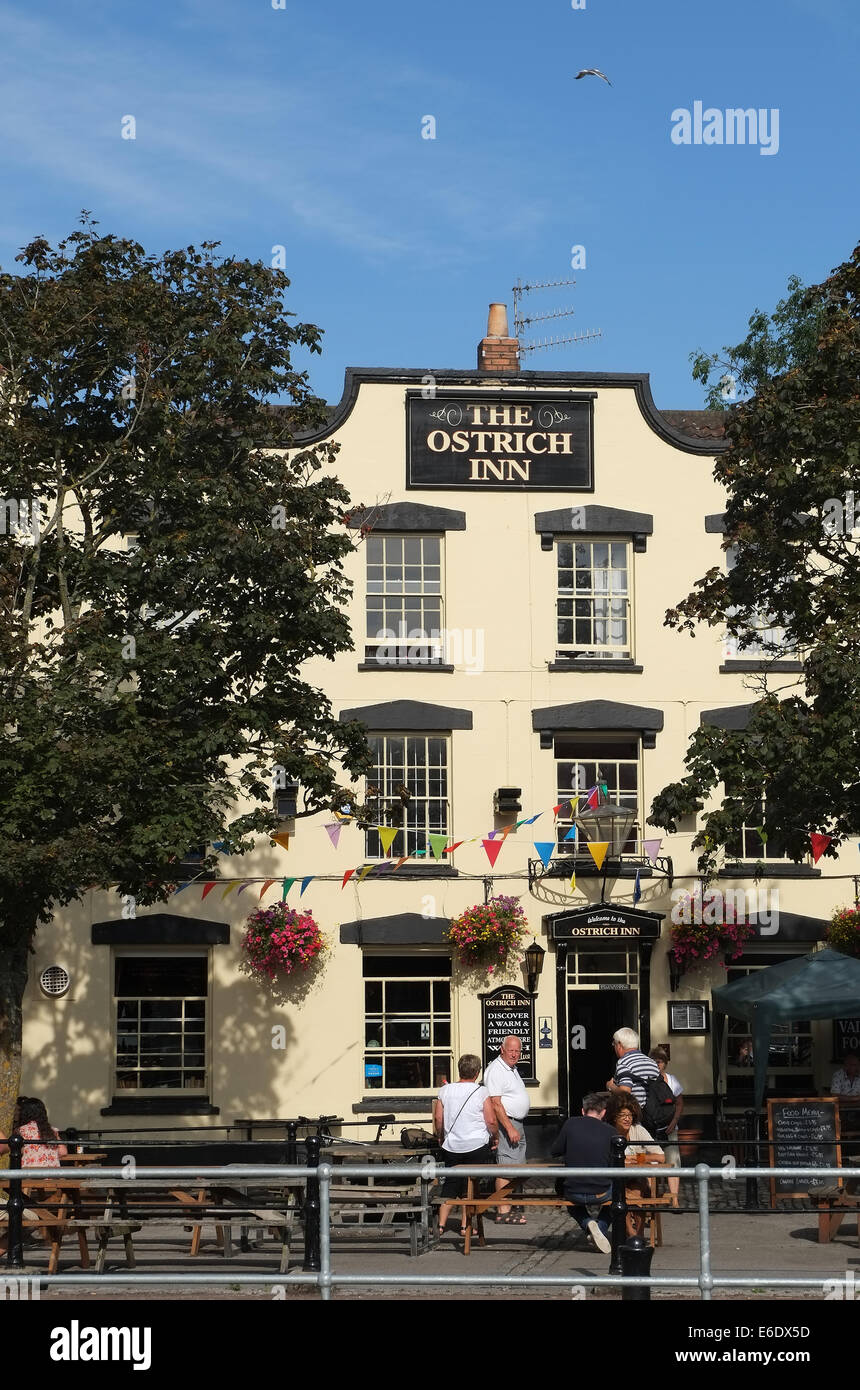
[512,278,602,356]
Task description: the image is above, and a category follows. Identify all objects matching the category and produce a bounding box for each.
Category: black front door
[567,989,637,1114]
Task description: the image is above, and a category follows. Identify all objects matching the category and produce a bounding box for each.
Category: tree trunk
[0,938,32,1143]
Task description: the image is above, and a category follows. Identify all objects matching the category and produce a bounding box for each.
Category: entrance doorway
[567,989,637,1113]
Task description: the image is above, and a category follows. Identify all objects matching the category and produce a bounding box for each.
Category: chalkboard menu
[767,1097,842,1202]
[480,986,535,1081]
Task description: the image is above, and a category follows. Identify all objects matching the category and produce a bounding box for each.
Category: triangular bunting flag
[642,838,662,866]
[564,825,578,842]
[300,876,313,896]
[201,882,218,899]
[810,832,831,864]
[569,872,576,894]
[587,841,610,871]
[482,838,504,868]
[358,864,375,881]
[633,869,642,905]
[259,878,278,900]
[553,801,570,817]
[211,841,226,853]
[221,881,239,900]
[534,842,555,868]
[487,830,499,840]
[236,881,252,895]
[520,813,542,826]
[377,826,399,857]
[393,857,409,870]
[341,869,355,889]
[587,786,600,809]
[281,877,296,900]
[172,882,190,895]
[324,822,342,849]
[429,833,450,859]
[500,825,516,841]
[270,832,291,851]
[443,840,464,855]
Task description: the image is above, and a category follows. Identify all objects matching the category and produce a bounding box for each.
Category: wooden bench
[5,1187,141,1274]
[329,1184,431,1256]
[815,1186,860,1244]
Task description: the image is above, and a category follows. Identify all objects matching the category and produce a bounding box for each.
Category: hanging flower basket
[242,903,327,979]
[447,896,529,973]
[825,906,860,959]
[669,916,754,974]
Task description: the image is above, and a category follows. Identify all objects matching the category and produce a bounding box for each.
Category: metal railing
[2,1134,856,1300]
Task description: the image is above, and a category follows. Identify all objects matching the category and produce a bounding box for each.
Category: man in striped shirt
[606,1027,660,1107]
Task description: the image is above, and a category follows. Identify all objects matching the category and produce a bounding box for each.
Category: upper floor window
[724,544,789,660]
[366,534,444,666]
[556,539,631,661]
[725,791,790,862]
[114,954,208,1094]
[365,735,449,859]
[554,734,640,852]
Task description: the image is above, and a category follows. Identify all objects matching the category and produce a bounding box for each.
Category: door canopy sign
[407,392,594,491]
[549,904,663,941]
[480,985,535,1080]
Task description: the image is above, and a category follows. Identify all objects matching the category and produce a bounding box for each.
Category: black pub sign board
[480,985,535,1080]
[550,904,662,942]
[407,391,594,491]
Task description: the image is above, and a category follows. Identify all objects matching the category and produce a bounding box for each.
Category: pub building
[23,306,857,1150]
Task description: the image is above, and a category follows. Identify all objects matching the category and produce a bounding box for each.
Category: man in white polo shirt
[484,1035,530,1222]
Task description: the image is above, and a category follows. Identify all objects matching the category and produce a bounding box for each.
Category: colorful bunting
[586,786,600,810]
[428,833,449,860]
[377,826,399,857]
[341,869,355,890]
[221,881,239,900]
[482,838,504,868]
[533,842,556,868]
[259,878,278,900]
[270,832,291,851]
[282,877,295,900]
[211,841,226,853]
[393,857,409,871]
[201,882,218,899]
[553,801,570,817]
[300,876,314,896]
[757,827,768,845]
[237,882,252,895]
[324,822,342,849]
[443,841,465,855]
[563,825,578,842]
[358,864,375,881]
[520,813,542,826]
[633,869,642,905]
[569,872,576,894]
[173,882,190,895]
[810,832,831,864]
[586,841,610,871]
[642,838,662,866]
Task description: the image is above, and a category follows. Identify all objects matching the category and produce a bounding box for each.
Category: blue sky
[1,0,857,408]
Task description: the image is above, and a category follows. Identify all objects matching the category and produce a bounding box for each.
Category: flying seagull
[575,68,612,85]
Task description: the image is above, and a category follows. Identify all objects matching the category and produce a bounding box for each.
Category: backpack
[641,1073,677,1138]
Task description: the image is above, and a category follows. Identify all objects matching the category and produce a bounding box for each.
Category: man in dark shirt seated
[551,1091,616,1255]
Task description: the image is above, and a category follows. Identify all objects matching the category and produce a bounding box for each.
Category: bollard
[744,1109,760,1209]
[6,1133,25,1269]
[285,1120,298,1168]
[303,1134,321,1273]
[608,1133,628,1275]
[620,1233,653,1300]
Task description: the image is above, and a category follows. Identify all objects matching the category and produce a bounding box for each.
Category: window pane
[386,1055,431,1088]
[115,958,206,997]
[385,981,431,1013]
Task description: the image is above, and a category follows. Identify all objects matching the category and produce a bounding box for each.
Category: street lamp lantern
[576,797,637,857]
[524,938,546,994]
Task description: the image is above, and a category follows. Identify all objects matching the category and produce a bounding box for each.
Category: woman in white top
[433,1053,499,1237]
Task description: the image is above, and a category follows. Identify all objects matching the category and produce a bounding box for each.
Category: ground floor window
[363,954,451,1091]
[114,954,208,1093]
[725,952,812,1099]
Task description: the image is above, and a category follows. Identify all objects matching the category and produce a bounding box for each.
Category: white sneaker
[586,1219,611,1254]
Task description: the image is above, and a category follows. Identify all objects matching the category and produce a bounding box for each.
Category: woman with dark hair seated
[606,1091,661,1237]
[0,1096,67,1257]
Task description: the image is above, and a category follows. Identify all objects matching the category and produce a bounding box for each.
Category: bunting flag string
[358,864,375,882]
[324,822,342,849]
[642,838,662,866]
[810,832,831,864]
[633,869,642,905]
[533,842,555,869]
[377,826,399,857]
[341,869,355,890]
[259,878,278,900]
[221,881,239,900]
[482,838,504,868]
[428,833,450,860]
[300,876,313,896]
[270,832,291,851]
[569,872,576,894]
[201,882,218,900]
[586,841,610,871]
[282,877,295,900]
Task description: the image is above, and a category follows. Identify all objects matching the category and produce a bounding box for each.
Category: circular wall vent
[39,965,70,998]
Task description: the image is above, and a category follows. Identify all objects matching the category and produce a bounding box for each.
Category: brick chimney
[478,303,519,373]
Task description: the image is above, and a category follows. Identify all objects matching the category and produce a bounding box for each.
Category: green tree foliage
[0,218,370,1123]
[651,244,860,878]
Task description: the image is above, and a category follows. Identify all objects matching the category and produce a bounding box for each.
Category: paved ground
[10,1179,859,1301]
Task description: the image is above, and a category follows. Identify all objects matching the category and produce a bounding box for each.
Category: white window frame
[363,954,452,1093]
[554,733,642,853]
[555,536,633,661]
[365,533,445,666]
[113,948,210,1096]
[365,734,450,860]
